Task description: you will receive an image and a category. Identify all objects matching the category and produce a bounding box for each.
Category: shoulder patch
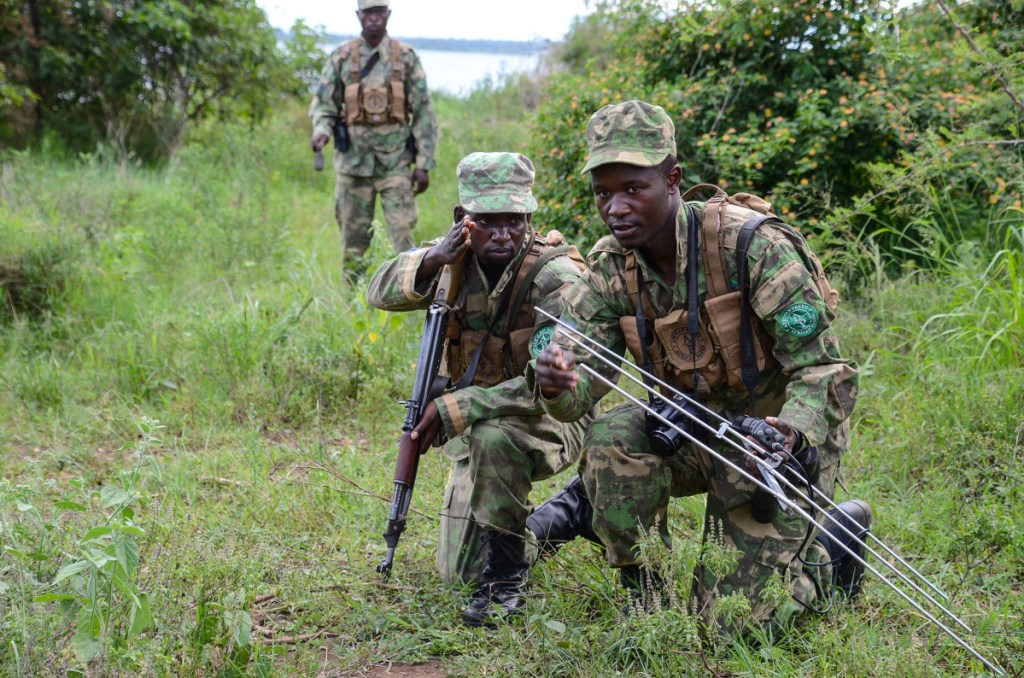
[779,302,819,337]
[530,325,556,357]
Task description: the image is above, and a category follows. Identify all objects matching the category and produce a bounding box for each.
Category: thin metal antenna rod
[566,336,967,632]
[537,307,951,603]
[576,363,1003,676]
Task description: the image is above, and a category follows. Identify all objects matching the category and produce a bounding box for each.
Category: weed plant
[1,84,1022,676]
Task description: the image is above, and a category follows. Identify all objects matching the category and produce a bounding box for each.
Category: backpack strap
[736,214,782,408]
[680,183,728,202]
[624,250,649,320]
[502,236,571,335]
[347,38,363,84]
[701,196,731,299]
[390,39,404,84]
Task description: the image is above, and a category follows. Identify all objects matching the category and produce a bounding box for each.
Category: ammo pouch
[343,39,409,126]
[448,329,504,388]
[702,290,778,391]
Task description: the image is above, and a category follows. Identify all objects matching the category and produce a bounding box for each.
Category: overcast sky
[256,0,595,42]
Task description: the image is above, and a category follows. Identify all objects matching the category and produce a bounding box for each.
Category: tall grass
[1,85,1022,675]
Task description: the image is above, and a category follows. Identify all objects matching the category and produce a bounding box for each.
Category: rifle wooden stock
[377,257,464,578]
[393,431,419,486]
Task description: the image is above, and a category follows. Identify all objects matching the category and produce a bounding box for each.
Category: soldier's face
[469,212,531,267]
[590,162,680,251]
[357,7,390,40]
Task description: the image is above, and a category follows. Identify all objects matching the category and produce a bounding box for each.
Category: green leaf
[117,524,145,538]
[73,606,103,662]
[100,486,131,508]
[82,526,114,542]
[129,592,152,636]
[33,593,79,603]
[15,500,34,512]
[72,630,101,663]
[56,501,90,511]
[543,619,567,634]
[115,537,141,575]
[53,560,92,583]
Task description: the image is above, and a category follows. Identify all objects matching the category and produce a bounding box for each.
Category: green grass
[1,85,1022,676]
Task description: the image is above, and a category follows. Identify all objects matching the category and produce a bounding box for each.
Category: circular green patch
[530,324,556,357]
[779,302,819,337]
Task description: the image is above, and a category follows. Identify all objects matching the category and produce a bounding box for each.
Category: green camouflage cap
[581,100,676,173]
[357,0,389,9]
[457,152,538,214]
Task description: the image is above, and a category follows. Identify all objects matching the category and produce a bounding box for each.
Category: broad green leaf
[76,604,103,644]
[115,537,141,575]
[16,500,34,512]
[100,486,131,508]
[72,630,101,663]
[33,593,79,603]
[543,619,567,634]
[53,560,92,583]
[55,501,89,511]
[129,592,153,636]
[82,526,114,542]
[116,524,145,538]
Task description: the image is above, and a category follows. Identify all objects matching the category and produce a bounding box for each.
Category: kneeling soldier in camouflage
[367,152,593,626]
[531,101,870,639]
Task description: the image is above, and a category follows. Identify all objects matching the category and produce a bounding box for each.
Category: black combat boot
[619,565,667,615]
[525,475,602,556]
[815,499,873,598]
[462,531,530,627]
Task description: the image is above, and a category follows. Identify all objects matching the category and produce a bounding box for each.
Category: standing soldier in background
[367,152,594,627]
[309,0,438,280]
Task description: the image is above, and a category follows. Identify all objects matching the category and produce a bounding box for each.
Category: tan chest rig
[619,185,837,400]
[446,231,585,388]
[343,38,409,126]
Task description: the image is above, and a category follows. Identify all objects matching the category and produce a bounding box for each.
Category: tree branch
[935,0,1024,117]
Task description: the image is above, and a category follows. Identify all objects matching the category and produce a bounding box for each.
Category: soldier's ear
[666,164,682,194]
[453,205,467,223]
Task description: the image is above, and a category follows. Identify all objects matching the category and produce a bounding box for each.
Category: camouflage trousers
[437,413,588,586]
[335,171,418,264]
[578,402,836,635]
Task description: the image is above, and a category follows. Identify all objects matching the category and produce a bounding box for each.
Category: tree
[528,0,1023,258]
[0,0,313,159]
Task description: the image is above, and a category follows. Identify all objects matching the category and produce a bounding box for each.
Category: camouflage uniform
[533,101,859,635]
[309,10,438,265]
[367,153,590,586]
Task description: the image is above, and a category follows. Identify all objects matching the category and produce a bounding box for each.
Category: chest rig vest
[446,231,585,388]
[342,37,409,126]
[619,184,838,403]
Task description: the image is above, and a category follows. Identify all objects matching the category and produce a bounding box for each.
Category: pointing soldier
[367,152,593,627]
[310,0,438,280]
[530,100,871,638]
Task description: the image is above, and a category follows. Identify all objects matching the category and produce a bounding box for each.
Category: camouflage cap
[357,0,389,9]
[580,100,676,173]
[457,152,538,214]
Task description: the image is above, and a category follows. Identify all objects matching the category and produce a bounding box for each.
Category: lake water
[416,49,542,96]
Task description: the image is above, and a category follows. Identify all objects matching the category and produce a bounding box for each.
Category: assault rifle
[376,258,464,578]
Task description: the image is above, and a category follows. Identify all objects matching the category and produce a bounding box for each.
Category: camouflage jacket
[309,35,438,177]
[534,202,859,467]
[368,229,585,441]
